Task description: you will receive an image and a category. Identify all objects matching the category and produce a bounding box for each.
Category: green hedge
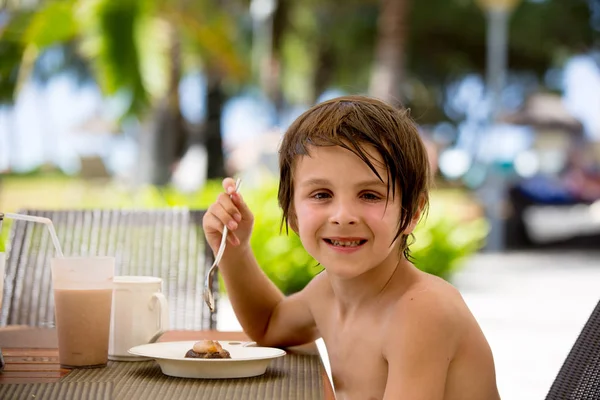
[411,206,488,281]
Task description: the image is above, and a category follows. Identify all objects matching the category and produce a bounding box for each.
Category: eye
[360,192,382,201]
[311,191,332,200]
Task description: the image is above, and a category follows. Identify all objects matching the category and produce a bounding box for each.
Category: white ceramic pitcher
[109,276,169,361]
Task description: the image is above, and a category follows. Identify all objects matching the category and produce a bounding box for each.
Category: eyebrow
[355,179,388,189]
[299,178,388,189]
[299,178,331,187]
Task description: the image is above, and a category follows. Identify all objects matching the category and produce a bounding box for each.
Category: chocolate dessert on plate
[185,340,231,359]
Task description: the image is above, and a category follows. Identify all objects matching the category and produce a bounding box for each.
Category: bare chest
[318,315,388,399]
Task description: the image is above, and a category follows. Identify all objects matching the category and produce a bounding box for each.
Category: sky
[563,55,600,140]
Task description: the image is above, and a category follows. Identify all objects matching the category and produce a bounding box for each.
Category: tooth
[331,240,360,247]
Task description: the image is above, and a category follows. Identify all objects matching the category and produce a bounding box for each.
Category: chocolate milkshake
[51,256,114,369]
[54,288,113,367]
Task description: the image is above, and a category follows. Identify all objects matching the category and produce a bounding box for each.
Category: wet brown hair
[278,95,431,260]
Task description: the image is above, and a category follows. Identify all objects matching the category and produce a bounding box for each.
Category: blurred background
[0,0,599,398]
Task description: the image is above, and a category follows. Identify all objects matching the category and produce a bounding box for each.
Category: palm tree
[170,0,249,179]
[369,0,410,106]
[0,0,248,184]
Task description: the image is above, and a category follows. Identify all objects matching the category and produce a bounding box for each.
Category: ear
[403,195,426,235]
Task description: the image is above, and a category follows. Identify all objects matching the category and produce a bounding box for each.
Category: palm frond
[0,10,32,105]
[92,0,150,117]
[169,5,249,81]
[23,1,78,48]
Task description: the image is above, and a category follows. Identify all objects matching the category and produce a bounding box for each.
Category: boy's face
[291,144,412,279]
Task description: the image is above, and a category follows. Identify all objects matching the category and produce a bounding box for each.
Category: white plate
[128,341,286,379]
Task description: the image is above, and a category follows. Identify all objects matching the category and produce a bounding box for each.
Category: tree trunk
[268,0,289,116]
[369,0,411,106]
[145,24,186,186]
[167,29,187,162]
[204,68,226,180]
[313,41,335,104]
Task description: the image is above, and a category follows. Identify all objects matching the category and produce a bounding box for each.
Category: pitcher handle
[150,292,169,341]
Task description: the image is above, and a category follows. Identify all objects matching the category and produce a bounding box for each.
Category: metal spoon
[203,178,242,313]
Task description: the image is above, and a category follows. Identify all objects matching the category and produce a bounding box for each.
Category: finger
[222,177,237,194]
[216,193,242,224]
[208,200,239,231]
[230,192,252,221]
[222,224,240,246]
[203,210,226,236]
[203,212,239,246]
[228,231,240,246]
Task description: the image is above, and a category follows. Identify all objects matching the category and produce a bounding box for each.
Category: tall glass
[51,257,114,368]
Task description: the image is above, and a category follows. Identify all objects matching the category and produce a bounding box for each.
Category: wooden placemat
[60,354,324,400]
[0,327,58,349]
[0,382,113,400]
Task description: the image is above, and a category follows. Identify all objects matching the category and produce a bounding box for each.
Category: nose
[328,198,359,225]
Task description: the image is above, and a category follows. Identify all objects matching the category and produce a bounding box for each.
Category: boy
[203,95,500,400]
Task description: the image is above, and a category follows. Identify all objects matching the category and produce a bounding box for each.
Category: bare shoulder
[378,274,475,399]
[384,274,467,353]
[383,276,499,400]
[394,274,468,325]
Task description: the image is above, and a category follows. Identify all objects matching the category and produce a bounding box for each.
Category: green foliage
[0,2,80,104]
[93,0,149,116]
[0,37,24,104]
[24,1,78,48]
[280,0,378,103]
[0,0,247,122]
[412,211,488,281]
[0,11,31,104]
[0,219,11,253]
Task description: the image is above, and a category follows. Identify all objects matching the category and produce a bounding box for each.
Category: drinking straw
[3,213,64,257]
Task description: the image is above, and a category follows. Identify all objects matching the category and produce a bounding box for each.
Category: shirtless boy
[203,95,500,400]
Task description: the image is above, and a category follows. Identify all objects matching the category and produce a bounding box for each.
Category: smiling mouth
[324,239,367,247]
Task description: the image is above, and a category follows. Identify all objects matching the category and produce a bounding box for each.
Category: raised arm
[203,178,319,347]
